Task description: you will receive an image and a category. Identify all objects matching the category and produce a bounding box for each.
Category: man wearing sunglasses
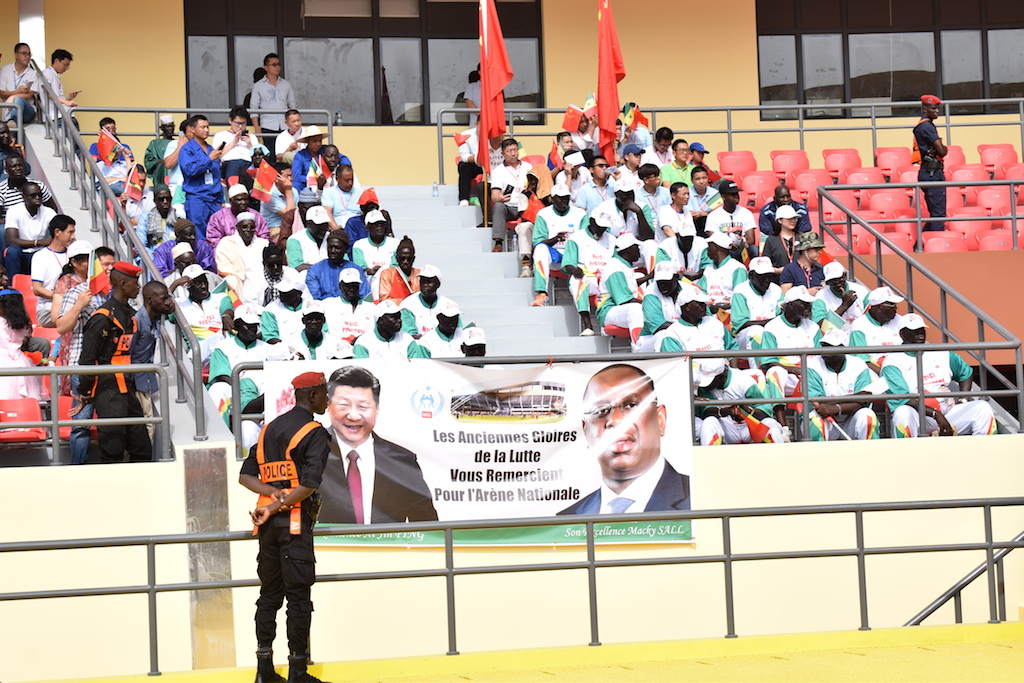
[4,181,56,277]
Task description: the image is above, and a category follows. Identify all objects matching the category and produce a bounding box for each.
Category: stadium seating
[740,171,779,207]
[842,167,886,202]
[950,165,989,205]
[922,231,967,252]
[820,189,858,221]
[978,233,1015,251]
[791,169,833,208]
[0,398,47,444]
[874,147,912,178]
[12,274,38,325]
[979,146,1018,179]
[976,186,1013,216]
[869,232,915,255]
[868,191,912,218]
[824,151,862,181]
[943,145,967,170]
[771,150,809,183]
[718,153,758,182]
[57,395,99,441]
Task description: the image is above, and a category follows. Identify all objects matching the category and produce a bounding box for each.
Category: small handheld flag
[125,165,144,202]
[250,160,278,203]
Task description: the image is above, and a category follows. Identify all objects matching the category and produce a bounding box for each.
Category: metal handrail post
[445,527,458,655]
[722,516,736,638]
[586,521,600,647]
[855,510,870,631]
[147,542,160,676]
[984,505,999,624]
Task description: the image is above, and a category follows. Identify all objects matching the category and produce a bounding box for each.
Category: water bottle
[432,181,439,198]
[334,110,343,126]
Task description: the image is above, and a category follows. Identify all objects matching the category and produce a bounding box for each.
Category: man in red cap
[239,370,331,683]
[341,187,392,251]
[913,95,947,232]
[74,260,152,462]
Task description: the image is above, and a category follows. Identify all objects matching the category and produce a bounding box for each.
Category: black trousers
[255,522,316,654]
[457,161,483,201]
[919,166,946,232]
[94,386,152,463]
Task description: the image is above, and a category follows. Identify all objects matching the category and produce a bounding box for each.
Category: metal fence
[1,496,1020,676]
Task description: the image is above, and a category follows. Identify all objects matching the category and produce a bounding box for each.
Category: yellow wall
[0,0,19,63]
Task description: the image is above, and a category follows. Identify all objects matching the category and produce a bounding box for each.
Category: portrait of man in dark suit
[558,363,690,515]
[318,365,438,524]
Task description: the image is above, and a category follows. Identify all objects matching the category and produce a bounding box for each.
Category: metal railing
[0,363,171,462]
[435,97,1024,184]
[30,61,208,440]
[1,497,1020,677]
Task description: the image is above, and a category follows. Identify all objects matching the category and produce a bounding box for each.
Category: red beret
[112,261,143,276]
[921,94,941,106]
[291,371,327,389]
[357,188,379,206]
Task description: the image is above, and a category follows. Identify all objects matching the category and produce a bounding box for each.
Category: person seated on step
[653,285,736,354]
[344,188,393,252]
[461,326,487,357]
[215,211,270,306]
[304,229,370,301]
[729,256,782,350]
[812,261,869,330]
[696,231,748,311]
[323,267,376,344]
[754,285,822,427]
[399,265,465,339]
[561,209,615,337]
[376,235,420,305]
[553,150,590,204]
[206,184,270,248]
[261,271,313,343]
[286,204,332,273]
[206,305,271,450]
[351,209,399,300]
[488,138,534,265]
[352,300,430,359]
[174,264,235,362]
[529,183,586,307]
[275,299,353,361]
[322,163,362,233]
[694,357,784,446]
[419,301,478,358]
[595,234,650,351]
[152,218,216,278]
[804,328,881,442]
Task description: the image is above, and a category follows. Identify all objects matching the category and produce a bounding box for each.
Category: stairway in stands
[376,185,610,357]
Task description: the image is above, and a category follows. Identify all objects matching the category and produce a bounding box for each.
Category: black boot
[287,652,328,683]
[254,647,285,683]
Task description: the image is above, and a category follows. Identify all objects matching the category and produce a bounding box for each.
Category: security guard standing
[239,371,332,683]
[913,94,948,232]
[74,261,153,462]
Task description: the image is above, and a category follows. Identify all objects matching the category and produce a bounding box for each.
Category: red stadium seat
[922,233,967,253]
[886,220,918,242]
[740,171,779,207]
[719,153,758,182]
[1002,164,1024,200]
[12,274,38,325]
[824,152,863,181]
[771,151,809,182]
[950,165,989,205]
[946,216,993,250]
[820,189,858,222]
[870,232,915,255]
[791,169,833,208]
[0,398,47,444]
[822,148,859,160]
[842,167,886,203]
[868,191,912,218]
[943,145,967,170]
[874,147,913,178]
[770,149,804,160]
[979,147,1019,179]
[718,149,755,162]
[978,233,1015,251]
[976,186,1013,216]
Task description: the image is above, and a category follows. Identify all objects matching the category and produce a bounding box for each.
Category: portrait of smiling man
[559,363,690,515]
[317,364,438,524]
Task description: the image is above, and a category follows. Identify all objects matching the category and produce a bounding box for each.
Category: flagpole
[480,0,490,238]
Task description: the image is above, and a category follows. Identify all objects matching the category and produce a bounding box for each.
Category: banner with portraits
[263,358,695,546]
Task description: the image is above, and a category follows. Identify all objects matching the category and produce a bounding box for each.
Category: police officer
[239,371,332,683]
[74,261,152,462]
[913,95,948,232]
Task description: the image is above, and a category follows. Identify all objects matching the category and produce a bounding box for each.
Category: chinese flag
[96,129,121,165]
[597,0,626,164]
[479,0,514,142]
[548,140,564,170]
[125,164,144,202]
[522,194,545,223]
[520,154,545,167]
[250,160,278,203]
[561,105,583,133]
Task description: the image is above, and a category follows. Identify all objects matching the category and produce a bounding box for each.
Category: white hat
[867,286,905,306]
[783,285,815,304]
[678,285,711,305]
[694,357,726,387]
[747,256,774,275]
[820,328,849,346]
[589,209,614,228]
[550,183,571,197]
[707,231,735,249]
[900,313,928,331]
[171,242,194,259]
[419,264,442,280]
[775,204,798,220]
[296,125,325,141]
[565,152,585,167]
[302,300,326,317]
[437,300,461,318]
[181,264,208,280]
[376,300,401,316]
[277,272,302,292]
[235,305,261,325]
[463,327,486,345]
[616,176,642,193]
[364,209,386,224]
[67,240,93,259]
[614,233,639,251]
[676,221,697,237]
[339,267,362,284]
[159,114,174,125]
[228,184,249,199]
[653,262,678,281]
[823,261,846,281]
[235,211,255,223]
[305,205,330,225]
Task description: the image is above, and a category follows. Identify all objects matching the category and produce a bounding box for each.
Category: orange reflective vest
[93,304,137,394]
[253,420,321,536]
[911,118,944,165]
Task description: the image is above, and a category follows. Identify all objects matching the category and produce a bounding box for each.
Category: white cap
[303,300,326,317]
[707,231,735,249]
[900,313,928,331]
[550,184,571,197]
[694,357,726,387]
[305,205,330,225]
[747,256,774,275]
[364,209,386,224]
[590,209,615,228]
[339,267,363,284]
[277,272,302,292]
[437,300,461,318]
[235,305,261,325]
[820,328,849,346]
[653,262,678,281]
[678,285,711,305]
[776,204,798,220]
[228,184,249,199]
[181,264,208,280]
[783,285,815,304]
[823,261,846,281]
[868,286,905,306]
[419,264,442,280]
[463,327,486,345]
[677,221,697,237]
[616,176,642,193]
[565,152,585,167]
[67,240,93,259]
[376,300,401,316]
[235,211,255,223]
[614,233,639,251]
[171,242,194,259]
[159,114,175,125]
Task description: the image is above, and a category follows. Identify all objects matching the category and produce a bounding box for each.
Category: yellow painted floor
[31,624,1024,683]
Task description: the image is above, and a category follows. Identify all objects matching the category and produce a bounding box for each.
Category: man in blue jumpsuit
[913,95,947,232]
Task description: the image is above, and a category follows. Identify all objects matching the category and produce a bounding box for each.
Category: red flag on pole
[597,0,626,164]
[250,160,279,203]
[96,129,121,166]
[479,0,514,143]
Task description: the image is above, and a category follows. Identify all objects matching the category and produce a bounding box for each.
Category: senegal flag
[125,164,144,202]
[306,154,322,188]
[88,255,109,296]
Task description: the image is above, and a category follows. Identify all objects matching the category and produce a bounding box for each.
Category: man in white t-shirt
[489,138,534,273]
[30,214,78,326]
[705,179,757,257]
[274,109,306,165]
[41,49,79,123]
[5,182,56,277]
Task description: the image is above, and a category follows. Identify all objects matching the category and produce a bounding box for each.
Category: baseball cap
[621,143,642,157]
[589,210,614,229]
[277,272,303,292]
[235,211,255,223]
[747,256,774,275]
[67,240,93,259]
[867,286,905,306]
[678,285,711,305]
[614,233,639,251]
[302,300,326,318]
[550,183,570,197]
[364,209,386,225]
[358,188,379,206]
[718,179,740,194]
[653,262,678,281]
[181,264,208,280]
[820,328,849,347]
[171,242,194,259]
[339,268,363,284]
[291,371,326,389]
[305,205,330,224]
[707,231,735,249]
[437,300,461,318]
[694,357,726,387]
[419,264,442,280]
[823,261,846,281]
[463,327,486,346]
[235,305,261,325]
[776,205,798,220]
[616,176,642,193]
[676,220,697,237]
[900,313,929,331]
[783,285,815,304]
[689,142,709,153]
[921,95,942,106]
[228,184,249,199]
[376,300,401,316]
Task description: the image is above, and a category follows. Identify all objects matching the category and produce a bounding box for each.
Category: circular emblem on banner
[410,386,445,418]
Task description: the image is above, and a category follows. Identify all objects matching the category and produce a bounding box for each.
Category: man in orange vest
[73,261,152,463]
[239,371,331,683]
[913,94,948,232]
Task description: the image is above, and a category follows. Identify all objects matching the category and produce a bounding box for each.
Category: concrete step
[466,304,582,337]
[486,336,611,357]
[471,321,556,341]
[442,277,534,297]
